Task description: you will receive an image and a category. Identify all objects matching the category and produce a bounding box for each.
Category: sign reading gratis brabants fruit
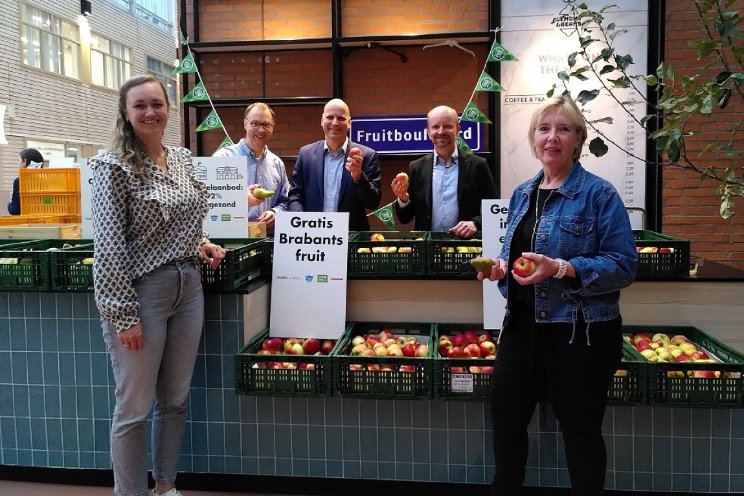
[270,212,349,339]
[481,199,510,330]
[195,156,249,238]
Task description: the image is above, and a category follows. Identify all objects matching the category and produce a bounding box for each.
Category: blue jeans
[102,259,204,496]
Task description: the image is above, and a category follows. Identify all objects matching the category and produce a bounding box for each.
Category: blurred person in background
[7,147,44,215]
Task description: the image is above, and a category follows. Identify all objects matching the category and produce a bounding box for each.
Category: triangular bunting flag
[180,28,189,46]
[196,110,222,132]
[182,82,209,103]
[173,53,197,75]
[475,71,505,92]
[456,136,472,153]
[487,40,518,62]
[215,136,234,152]
[370,202,396,230]
[461,102,492,124]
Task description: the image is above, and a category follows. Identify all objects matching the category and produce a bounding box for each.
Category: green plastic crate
[333,322,434,399]
[234,327,344,397]
[50,242,94,291]
[432,323,497,401]
[607,343,648,406]
[634,230,690,277]
[624,325,744,407]
[347,231,428,278]
[0,239,90,291]
[201,238,265,290]
[427,232,483,279]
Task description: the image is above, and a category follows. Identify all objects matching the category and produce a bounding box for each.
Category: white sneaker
[151,489,183,496]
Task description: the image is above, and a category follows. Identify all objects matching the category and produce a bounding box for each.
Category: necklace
[531,184,555,252]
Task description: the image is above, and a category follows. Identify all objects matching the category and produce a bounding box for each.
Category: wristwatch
[554,258,568,279]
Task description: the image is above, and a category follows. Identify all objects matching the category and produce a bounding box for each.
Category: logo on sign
[490,46,506,61]
[378,209,393,223]
[305,275,313,282]
[464,107,480,121]
[318,275,328,283]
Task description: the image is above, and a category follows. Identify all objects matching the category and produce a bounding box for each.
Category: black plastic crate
[607,343,648,406]
[201,238,265,290]
[50,242,95,291]
[634,230,690,277]
[432,323,497,401]
[347,231,428,278]
[427,232,483,279]
[333,322,434,399]
[0,240,90,291]
[624,325,744,407]
[235,328,343,397]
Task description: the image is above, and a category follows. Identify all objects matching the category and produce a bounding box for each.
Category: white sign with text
[481,199,510,329]
[194,156,249,238]
[269,212,349,339]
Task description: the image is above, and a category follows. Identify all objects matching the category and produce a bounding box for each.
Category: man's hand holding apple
[345,147,363,182]
[391,172,410,202]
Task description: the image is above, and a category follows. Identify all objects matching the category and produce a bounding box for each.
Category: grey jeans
[102,258,204,496]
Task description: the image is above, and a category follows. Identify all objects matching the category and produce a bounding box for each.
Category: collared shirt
[322,138,349,212]
[90,147,209,332]
[431,147,459,231]
[213,140,290,220]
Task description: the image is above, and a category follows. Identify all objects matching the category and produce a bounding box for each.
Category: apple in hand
[395,172,409,186]
[512,256,536,277]
[349,147,362,159]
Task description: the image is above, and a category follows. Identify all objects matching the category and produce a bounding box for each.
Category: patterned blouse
[90,146,209,332]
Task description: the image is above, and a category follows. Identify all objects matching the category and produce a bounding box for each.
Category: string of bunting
[174,29,234,152]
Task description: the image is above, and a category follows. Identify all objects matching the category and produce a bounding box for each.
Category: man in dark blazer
[391,105,496,238]
[287,99,381,230]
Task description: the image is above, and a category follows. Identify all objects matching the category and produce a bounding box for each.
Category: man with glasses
[287,98,381,230]
[213,102,289,230]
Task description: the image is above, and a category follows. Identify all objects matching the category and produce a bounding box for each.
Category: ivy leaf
[576,89,600,104]
[608,77,630,88]
[614,53,634,71]
[568,52,577,68]
[589,116,613,124]
[643,74,658,86]
[558,71,570,82]
[600,64,616,75]
[701,95,714,115]
[588,137,609,157]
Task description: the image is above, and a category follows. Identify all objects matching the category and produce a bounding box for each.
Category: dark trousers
[489,313,622,496]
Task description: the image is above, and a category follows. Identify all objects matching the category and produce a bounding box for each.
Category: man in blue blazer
[391,105,496,238]
[288,99,381,230]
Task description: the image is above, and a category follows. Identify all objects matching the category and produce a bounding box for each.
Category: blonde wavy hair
[112,75,170,181]
[527,95,588,162]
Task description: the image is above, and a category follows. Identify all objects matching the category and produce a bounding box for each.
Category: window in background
[20,4,80,78]
[91,34,132,90]
[147,57,178,105]
[105,0,174,34]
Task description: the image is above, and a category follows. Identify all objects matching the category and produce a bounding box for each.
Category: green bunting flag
[456,136,472,153]
[475,71,504,92]
[181,82,209,103]
[180,29,189,46]
[196,110,223,132]
[173,53,197,75]
[216,136,234,152]
[461,102,492,124]
[487,40,518,62]
[371,202,396,230]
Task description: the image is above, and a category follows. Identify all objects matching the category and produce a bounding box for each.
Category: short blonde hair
[527,95,587,162]
[244,102,276,122]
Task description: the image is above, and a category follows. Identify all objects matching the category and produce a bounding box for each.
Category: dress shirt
[323,139,348,212]
[431,149,459,231]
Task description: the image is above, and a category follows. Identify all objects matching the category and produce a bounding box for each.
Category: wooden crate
[0,223,82,239]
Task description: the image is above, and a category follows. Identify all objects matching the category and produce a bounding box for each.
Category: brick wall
[663,2,744,267]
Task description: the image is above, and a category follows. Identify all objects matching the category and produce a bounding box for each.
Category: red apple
[263,337,283,352]
[415,344,429,357]
[402,343,417,357]
[399,364,416,373]
[477,333,493,344]
[302,338,321,355]
[689,350,710,360]
[349,147,362,158]
[463,343,482,358]
[438,340,453,356]
[448,346,466,358]
[450,333,466,348]
[512,256,536,277]
[462,330,479,344]
[370,233,385,241]
[321,339,335,354]
[395,172,409,186]
[479,341,497,357]
[450,367,465,373]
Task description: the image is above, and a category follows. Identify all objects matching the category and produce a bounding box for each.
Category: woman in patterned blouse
[91,75,224,496]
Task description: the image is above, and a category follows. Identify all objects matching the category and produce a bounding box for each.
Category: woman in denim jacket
[478,96,637,496]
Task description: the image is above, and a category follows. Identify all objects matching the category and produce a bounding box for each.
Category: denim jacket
[498,162,637,324]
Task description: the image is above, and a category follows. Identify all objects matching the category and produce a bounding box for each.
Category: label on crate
[450,373,475,393]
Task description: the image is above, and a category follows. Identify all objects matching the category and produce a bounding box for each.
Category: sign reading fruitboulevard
[481,199,510,329]
[196,156,249,238]
[269,212,349,339]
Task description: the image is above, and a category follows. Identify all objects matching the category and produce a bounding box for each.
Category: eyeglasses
[248,121,274,130]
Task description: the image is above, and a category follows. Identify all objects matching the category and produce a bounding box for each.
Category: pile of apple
[626,332,730,378]
[255,336,335,370]
[355,233,417,254]
[437,329,496,374]
[636,246,674,253]
[347,329,429,372]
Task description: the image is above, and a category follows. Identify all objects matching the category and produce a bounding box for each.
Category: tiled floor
[0,480,317,496]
